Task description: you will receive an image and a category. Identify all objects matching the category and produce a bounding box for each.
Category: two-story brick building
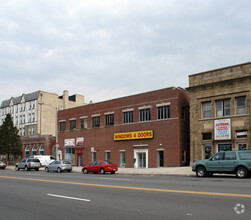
[188,62,251,164]
[58,87,190,168]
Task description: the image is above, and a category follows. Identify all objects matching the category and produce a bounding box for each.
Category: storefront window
[32,146,37,155]
[238,143,247,151]
[218,144,232,152]
[120,151,125,167]
[105,151,110,162]
[65,148,75,164]
[203,145,212,159]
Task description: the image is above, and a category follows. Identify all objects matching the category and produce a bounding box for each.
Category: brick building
[188,62,251,164]
[58,87,190,168]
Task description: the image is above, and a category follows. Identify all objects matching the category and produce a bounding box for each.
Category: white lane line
[47,194,90,202]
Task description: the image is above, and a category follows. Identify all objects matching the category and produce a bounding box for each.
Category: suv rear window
[238,151,251,160]
[27,159,40,162]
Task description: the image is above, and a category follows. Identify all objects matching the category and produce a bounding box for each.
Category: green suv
[192,150,251,178]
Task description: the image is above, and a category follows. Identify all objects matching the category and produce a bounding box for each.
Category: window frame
[202,101,211,119]
[139,108,151,122]
[157,105,170,120]
[123,111,133,124]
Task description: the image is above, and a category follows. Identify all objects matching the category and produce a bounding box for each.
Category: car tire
[67,170,71,172]
[45,167,49,172]
[196,166,206,177]
[83,168,88,174]
[15,166,19,171]
[111,171,115,174]
[25,166,29,171]
[236,167,248,178]
[57,167,61,173]
[35,168,39,171]
[100,168,105,174]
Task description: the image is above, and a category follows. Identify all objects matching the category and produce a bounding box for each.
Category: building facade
[58,87,190,168]
[0,90,85,159]
[188,62,251,164]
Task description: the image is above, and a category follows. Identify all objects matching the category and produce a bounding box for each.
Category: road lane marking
[47,194,90,202]
[1,175,251,198]
[99,177,132,181]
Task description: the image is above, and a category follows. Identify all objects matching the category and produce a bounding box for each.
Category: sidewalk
[5,165,194,176]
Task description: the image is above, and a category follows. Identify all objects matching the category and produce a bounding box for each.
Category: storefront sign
[214,119,231,140]
[114,130,153,141]
[64,138,75,147]
[76,137,84,146]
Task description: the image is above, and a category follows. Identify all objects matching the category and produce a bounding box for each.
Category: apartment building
[188,62,251,163]
[0,90,85,158]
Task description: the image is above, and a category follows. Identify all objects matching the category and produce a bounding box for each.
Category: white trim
[134,149,148,168]
[91,114,100,117]
[133,144,149,147]
[104,112,114,115]
[80,116,88,119]
[122,108,134,112]
[156,102,170,107]
[138,105,152,110]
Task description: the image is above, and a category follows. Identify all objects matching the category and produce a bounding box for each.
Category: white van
[30,155,55,166]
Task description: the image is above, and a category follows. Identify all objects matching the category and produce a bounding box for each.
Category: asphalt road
[0,169,251,220]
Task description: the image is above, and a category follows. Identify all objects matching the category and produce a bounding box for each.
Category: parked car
[192,150,251,178]
[82,160,118,174]
[0,161,6,169]
[45,160,72,173]
[29,155,55,166]
[16,158,41,171]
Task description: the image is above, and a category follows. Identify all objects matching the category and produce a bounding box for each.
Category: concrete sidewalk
[5,165,195,176]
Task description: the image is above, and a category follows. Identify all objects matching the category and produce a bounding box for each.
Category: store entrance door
[78,154,82,166]
[138,153,146,168]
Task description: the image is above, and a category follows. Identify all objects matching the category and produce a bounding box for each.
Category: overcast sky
[1,0,250,104]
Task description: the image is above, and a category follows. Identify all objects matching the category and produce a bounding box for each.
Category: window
[123,111,133,124]
[39,146,44,155]
[105,151,111,162]
[25,147,29,157]
[215,99,231,117]
[32,146,37,156]
[202,133,212,140]
[158,106,170,120]
[157,150,164,167]
[70,120,76,130]
[224,152,236,160]
[60,121,66,131]
[236,96,246,115]
[211,152,223,160]
[92,116,100,128]
[202,102,211,118]
[105,114,114,126]
[140,108,151,122]
[238,143,247,151]
[80,118,88,129]
[236,130,247,138]
[120,151,125,167]
[92,152,96,162]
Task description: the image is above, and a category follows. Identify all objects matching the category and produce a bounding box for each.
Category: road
[0,169,251,220]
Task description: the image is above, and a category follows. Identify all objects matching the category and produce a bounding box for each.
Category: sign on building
[214,119,231,140]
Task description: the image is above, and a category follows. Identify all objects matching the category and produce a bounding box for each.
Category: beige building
[188,62,251,164]
[0,90,85,160]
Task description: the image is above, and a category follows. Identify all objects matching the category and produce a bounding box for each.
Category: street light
[38,102,59,160]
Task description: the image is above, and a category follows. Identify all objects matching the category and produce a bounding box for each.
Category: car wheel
[15,166,19,171]
[45,167,49,172]
[67,170,71,172]
[236,167,248,178]
[100,168,105,174]
[207,172,213,177]
[35,168,39,171]
[57,167,61,173]
[196,166,206,177]
[83,168,88,174]
[25,166,29,171]
[111,171,115,174]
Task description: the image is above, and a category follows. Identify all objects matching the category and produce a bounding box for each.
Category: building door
[203,144,212,159]
[157,150,164,167]
[78,154,82,166]
[138,153,146,168]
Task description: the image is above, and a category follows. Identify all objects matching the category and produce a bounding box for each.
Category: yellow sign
[114,130,153,141]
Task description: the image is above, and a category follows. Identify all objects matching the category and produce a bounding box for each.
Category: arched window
[39,146,44,155]
[25,146,30,158]
[32,146,37,156]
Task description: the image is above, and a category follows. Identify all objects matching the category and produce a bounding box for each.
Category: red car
[82,160,118,174]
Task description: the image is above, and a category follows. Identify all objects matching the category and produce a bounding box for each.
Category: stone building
[0,90,85,159]
[188,62,251,163]
[57,87,190,168]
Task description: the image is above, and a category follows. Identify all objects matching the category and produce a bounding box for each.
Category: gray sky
[1,0,251,104]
